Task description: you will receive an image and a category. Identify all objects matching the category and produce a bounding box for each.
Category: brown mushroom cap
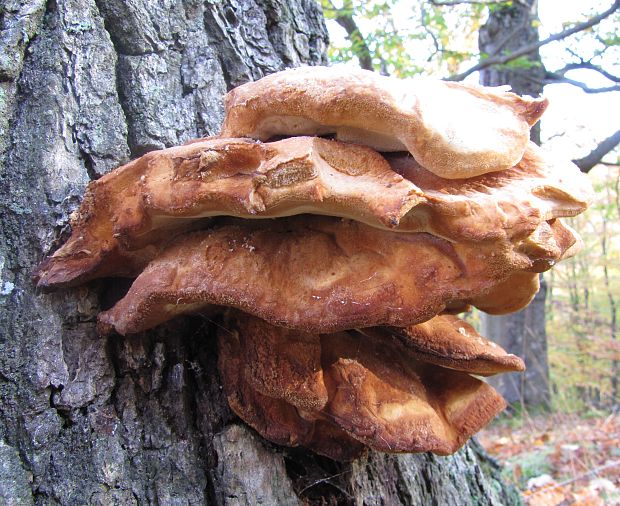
[469,220,584,314]
[321,333,505,455]
[512,218,580,273]
[217,311,511,458]
[468,271,541,315]
[34,138,588,292]
[218,316,366,461]
[235,313,328,411]
[33,136,422,290]
[389,142,591,245]
[32,222,201,291]
[362,315,525,376]
[98,215,575,336]
[234,312,524,399]
[221,66,547,179]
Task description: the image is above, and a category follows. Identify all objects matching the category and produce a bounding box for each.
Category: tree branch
[420,4,441,60]
[544,72,620,93]
[430,0,515,5]
[446,0,620,81]
[326,0,374,71]
[572,128,620,173]
[553,61,620,83]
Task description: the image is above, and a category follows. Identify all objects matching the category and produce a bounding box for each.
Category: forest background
[321,0,620,501]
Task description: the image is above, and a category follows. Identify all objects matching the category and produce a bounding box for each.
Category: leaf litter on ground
[478,412,620,505]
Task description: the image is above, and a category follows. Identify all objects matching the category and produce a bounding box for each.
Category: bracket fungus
[221,66,548,179]
[35,66,592,460]
[97,215,577,336]
[217,311,523,459]
[34,140,587,291]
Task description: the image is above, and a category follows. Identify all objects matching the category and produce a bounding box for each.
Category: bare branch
[573,128,620,173]
[430,0,513,5]
[553,61,620,83]
[446,0,620,81]
[328,0,374,71]
[545,72,620,93]
[564,46,585,62]
[420,4,441,61]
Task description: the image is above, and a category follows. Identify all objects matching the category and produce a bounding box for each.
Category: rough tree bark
[0,1,521,504]
[479,0,551,410]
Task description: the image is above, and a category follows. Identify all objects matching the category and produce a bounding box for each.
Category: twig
[528,460,620,496]
[552,61,620,83]
[420,4,441,61]
[299,470,352,497]
[327,0,374,71]
[572,128,620,173]
[544,73,620,93]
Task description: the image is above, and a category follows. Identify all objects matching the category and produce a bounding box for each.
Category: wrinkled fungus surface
[35,66,592,460]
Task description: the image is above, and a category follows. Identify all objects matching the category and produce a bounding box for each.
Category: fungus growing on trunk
[33,137,423,290]
[221,66,548,178]
[217,311,524,459]
[97,215,576,336]
[33,140,588,291]
[35,66,591,461]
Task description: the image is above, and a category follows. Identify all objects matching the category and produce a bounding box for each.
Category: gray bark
[481,276,550,408]
[0,0,520,503]
[479,0,551,410]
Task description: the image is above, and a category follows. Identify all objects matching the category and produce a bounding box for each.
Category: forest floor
[478,412,620,505]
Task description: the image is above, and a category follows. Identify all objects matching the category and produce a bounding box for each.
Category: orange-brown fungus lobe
[221,66,548,178]
[217,312,516,459]
[389,142,590,245]
[33,137,422,290]
[97,215,576,336]
[33,67,592,461]
[34,139,590,293]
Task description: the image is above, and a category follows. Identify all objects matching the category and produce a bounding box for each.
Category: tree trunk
[479,0,551,410]
[0,1,521,503]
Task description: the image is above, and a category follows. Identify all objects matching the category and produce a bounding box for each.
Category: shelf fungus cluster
[34,66,592,461]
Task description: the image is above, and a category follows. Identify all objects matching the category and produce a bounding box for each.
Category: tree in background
[546,167,620,410]
[323,0,619,411]
[322,0,619,167]
[477,0,549,409]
